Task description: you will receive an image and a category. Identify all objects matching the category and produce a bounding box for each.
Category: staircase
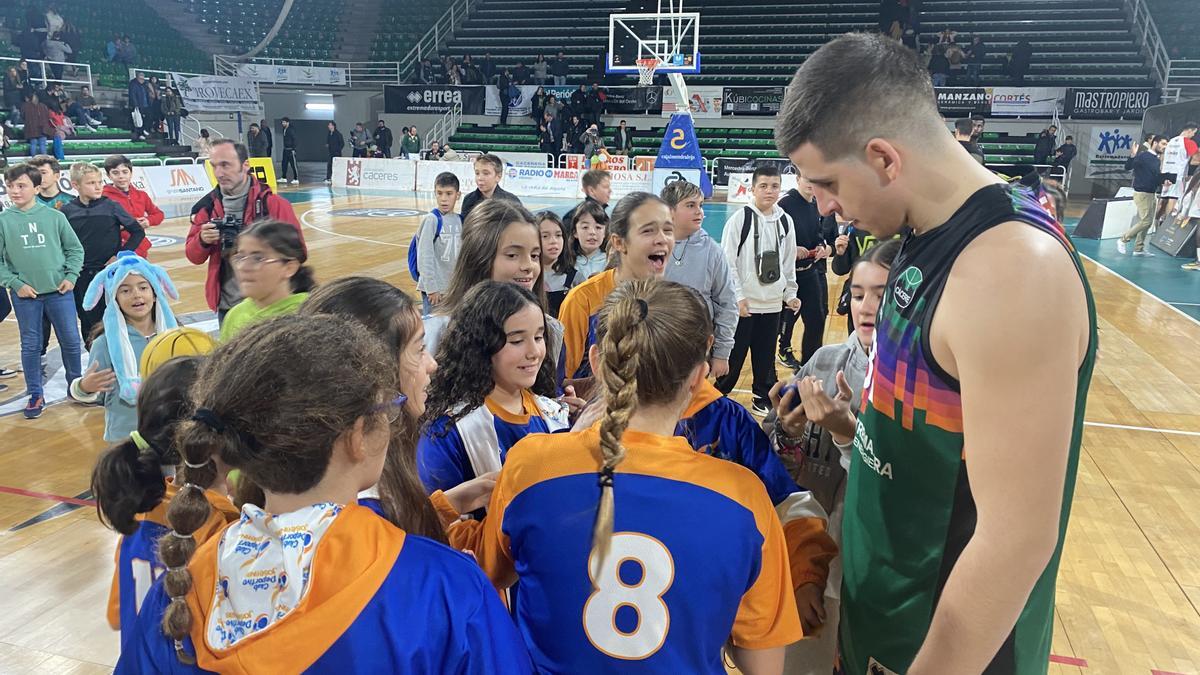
[337,0,386,62]
[143,1,232,64]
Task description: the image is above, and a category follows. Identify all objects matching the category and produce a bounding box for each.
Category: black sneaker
[777,349,801,371]
[751,401,771,417]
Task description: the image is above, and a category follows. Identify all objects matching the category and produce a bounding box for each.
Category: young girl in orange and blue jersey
[418,281,573,498]
[464,278,808,673]
[115,315,529,673]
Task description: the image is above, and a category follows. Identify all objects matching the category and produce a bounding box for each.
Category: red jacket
[103,184,165,258]
[185,177,302,311]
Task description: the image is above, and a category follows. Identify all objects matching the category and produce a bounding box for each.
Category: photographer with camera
[185,139,303,324]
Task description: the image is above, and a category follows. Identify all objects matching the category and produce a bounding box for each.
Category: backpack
[736,206,790,256]
[408,209,445,282]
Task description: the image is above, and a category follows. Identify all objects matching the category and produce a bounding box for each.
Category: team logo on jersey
[892,265,923,309]
[853,418,893,479]
[868,657,900,675]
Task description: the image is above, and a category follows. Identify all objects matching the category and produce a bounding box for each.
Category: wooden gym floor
[0,187,1197,674]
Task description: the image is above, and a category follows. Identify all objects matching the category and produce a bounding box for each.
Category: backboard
[607,11,701,76]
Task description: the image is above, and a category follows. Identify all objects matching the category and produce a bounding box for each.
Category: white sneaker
[1116,239,1127,254]
[324,179,331,184]
[290,179,299,184]
[1133,250,1155,257]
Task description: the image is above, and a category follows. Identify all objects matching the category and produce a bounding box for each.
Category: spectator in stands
[195,128,214,158]
[581,124,603,165]
[437,55,452,84]
[1053,135,1077,172]
[1118,135,1171,256]
[21,93,51,157]
[415,57,433,84]
[586,83,605,128]
[971,114,985,141]
[1007,39,1033,85]
[325,121,344,183]
[570,84,588,116]
[16,24,46,81]
[442,142,460,161]
[43,32,72,82]
[614,119,633,155]
[1034,125,1057,165]
[539,123,555,154]
[928,44,951,87]
[481,53,496,83]
[496,68,513,125]
[511,60,530,85]
[374,119,394,158]
[946,41,965,81]
[543,112,560,151]
[953,118,985,165]
[551,51,570,86]
[938,28,957,45]
[44,5,64,36]
[260,118,273,159]
[567,114,585,153]
[350,122,371,158]
[965,36,987,85]
[247,123,269,158]
[4,68,23,125]
[533,54,549,86]
[185,139,302,323]
[427,140,444,159]
[72,85,104,126]
[403,126,421,157]
[145,76,162,137]
[461,55,482,85]
[115,36,137,67]
[279,118,297,182]
[16,61,34,99]
[106,34,119,63]
[531,86,548,123]
[448,63,463,86]
[161,87,183,144]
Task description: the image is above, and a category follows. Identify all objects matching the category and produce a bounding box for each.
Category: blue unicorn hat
[83,251,180,403]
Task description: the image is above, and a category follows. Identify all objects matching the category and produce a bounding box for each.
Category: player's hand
[428,292,442,306]
[798,372,857,442]
[137,216,150,228]
[795,245,810,261]
[560,385,587,416]
[57,279,74,293]
[79,361,117,394]
[786,297,802,313]
[769,380,809,438]
[812,245,831,261]
[571,397,605,432]
[709,357,729,380]
[16,284,38,299]
[737,299,750,318]
[795,582,827,634]
[199,222,220,245]
[835,234,849,256]
[444,471,498,515]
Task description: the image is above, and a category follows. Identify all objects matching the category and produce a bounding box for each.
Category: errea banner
[171,73,260,113]
[384,85,485,115]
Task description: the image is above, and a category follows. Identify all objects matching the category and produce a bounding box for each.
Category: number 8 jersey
[474,426,803,672]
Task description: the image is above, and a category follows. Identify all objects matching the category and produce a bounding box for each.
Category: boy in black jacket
[62,162,144,344]
[778,174,838,369]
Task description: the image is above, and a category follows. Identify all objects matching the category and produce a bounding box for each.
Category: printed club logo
[169,168,196,187]
[345,160,363,187]
[507,167,519,179]
[892,266,923,309]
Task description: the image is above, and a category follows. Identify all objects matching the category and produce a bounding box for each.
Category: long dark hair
[422,282,556,434]
[300,277,446,544]
[91,357,204,535]
[238,219,315,294]
[438,199,546,314]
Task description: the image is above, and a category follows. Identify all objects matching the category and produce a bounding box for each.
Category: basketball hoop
[636,57,659,86]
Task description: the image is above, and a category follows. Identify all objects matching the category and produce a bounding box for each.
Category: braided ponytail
[589,279,712,577]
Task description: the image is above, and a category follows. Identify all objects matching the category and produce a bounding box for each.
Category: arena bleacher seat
[1145,0,1200,59]
[179,0,345,61]
[369,1,454,64]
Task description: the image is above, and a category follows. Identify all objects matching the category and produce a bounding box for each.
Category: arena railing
[2,56,92,92]
[1166,59,1200,102]
[398,0,475,82]
[1122,0,1171,89]
[212,55,403,87]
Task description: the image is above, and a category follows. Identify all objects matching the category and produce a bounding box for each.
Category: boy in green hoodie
[0,164,85,419]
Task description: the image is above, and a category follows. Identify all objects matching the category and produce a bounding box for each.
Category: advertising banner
[384,85,485,115]
[722,86,784,115]
[171,73,260,113]
[0,165,212,210]
[236,64,347,86]
[655,113,713,195]
[416,160,477,193]
[485,85,542,117]
[562,153,631,171]
[604,87,664,115]
[662,85,723,119]
[332,157,418,191]
[501,166,582,199]
[495,151,551,168]
[1065,88,1160,119]
[988,87,1064,116]
[605,170,653,203]
[1085,126,1136,179]
[934,87,990,116]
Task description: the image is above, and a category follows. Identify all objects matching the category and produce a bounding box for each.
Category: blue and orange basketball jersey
[106,481,239,647]
[474,427,803,673]
[558,268,616,380]
[418,390,569,494]
[116,505,531,674]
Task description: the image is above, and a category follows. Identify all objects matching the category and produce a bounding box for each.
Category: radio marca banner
[171,73,261,113]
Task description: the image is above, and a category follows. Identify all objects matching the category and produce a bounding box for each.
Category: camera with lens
[211,213,244,253]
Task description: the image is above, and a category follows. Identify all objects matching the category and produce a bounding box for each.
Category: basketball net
[636,57,659,86]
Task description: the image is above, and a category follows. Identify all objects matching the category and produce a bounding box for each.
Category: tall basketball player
[775,33,1097,675]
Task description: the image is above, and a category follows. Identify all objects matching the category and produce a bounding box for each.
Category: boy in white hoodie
[716,165,800,415]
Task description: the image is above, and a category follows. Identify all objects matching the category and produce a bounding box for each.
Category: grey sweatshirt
[662,228,738,360]
[415,211,463,295]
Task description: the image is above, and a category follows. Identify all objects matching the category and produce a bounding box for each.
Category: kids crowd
[1,148,902,674]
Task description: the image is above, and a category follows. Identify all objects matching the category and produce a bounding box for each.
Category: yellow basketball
[139,327,219,377]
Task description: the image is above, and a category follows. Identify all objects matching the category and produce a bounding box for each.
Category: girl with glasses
[219,220,315,341]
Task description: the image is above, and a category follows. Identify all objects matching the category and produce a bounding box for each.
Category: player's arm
[143,196,164,227]
[557,288,589,379]
[909,222,1090,674]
